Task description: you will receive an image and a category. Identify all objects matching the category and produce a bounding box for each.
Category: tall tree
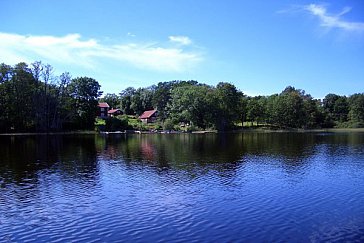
[131,88,154,116]
[100,93,120,109]
[10,62,37,131]
[0,63,13,131]
[120,87,136,115]
[268,88,307,128]
[246,96,266,126]
[46,72,72,130]
[167,84,212,128]
[152,81,175,121]
[68,77,102,129]
[213,82,242,130]
[348,93,364,126]
[323,94,349,123]
[304,98,324,129]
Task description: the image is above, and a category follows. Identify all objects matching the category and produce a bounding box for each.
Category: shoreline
[231,127,364,133]
[0,131,97,136]
[1,127,364,136]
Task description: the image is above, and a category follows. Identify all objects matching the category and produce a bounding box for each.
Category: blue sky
[1,0,363,98]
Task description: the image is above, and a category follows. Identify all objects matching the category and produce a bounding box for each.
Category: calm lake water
[1,132,364,242]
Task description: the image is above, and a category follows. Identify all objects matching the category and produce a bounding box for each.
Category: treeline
[102,81,244,131]
[244,87,364,129]
[0,62,102,132]
[1,61,363,133]
[104,82,364,130]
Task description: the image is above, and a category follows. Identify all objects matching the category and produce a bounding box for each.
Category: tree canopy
[1,61,363,132]
[0,62,102,132]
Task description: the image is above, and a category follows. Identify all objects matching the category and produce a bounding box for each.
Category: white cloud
[303,4,364,32]
[0,32,202,72]
[169,35,192,45]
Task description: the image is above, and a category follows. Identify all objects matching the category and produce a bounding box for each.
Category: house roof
[108,109,121,114]
[139,109,157,119]
[98,102,110,108]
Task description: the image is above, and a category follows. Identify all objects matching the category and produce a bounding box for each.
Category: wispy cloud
[127,32,136,37]
[0,32,202,72]
[303,4,364,32]
[169,35,192,45]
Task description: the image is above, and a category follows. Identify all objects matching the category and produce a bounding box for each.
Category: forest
[1,61,364,132]
[0,62,102,132]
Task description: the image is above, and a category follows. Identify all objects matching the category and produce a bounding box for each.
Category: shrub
[105,117,130,131]
[186,124,199,132]
[163,119,175,131]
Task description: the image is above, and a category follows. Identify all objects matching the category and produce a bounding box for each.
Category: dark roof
[139,109,157,119]
[108,109,121,114]
[98,102,110,108]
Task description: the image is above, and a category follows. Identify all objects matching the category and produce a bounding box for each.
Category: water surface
[1,132,364,242]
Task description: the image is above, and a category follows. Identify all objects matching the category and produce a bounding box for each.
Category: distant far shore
[1,127,364,136]
[233,127,364,133]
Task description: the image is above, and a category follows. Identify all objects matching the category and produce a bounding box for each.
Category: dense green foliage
[1,61,363,132]
[0,62,102,132]
[105,116,130,132]
[118,83,363,130]
[100,93,120,109]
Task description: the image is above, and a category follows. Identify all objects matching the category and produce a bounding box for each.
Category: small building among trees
[108,108,122,117]
[139,109,158,123]
[98,102,110,118]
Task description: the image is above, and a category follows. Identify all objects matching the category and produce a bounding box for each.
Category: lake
[1,132,364,242]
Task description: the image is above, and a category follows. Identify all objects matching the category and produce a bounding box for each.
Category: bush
[186,124,199,132]
[352,122,364,128]
[105,117,130,131]
[334,120,364,128]
[163,119,175,131]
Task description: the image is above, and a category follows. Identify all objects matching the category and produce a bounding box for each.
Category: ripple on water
[1,133,364,242]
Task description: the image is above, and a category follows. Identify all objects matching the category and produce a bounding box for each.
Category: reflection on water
[1,132,364,242]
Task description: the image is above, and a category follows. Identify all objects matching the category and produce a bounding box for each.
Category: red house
[139,109,158,123]
[108,108,122,117]
[98,102,110,118]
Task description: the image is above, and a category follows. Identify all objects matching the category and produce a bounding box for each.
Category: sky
[1,0,364,98]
